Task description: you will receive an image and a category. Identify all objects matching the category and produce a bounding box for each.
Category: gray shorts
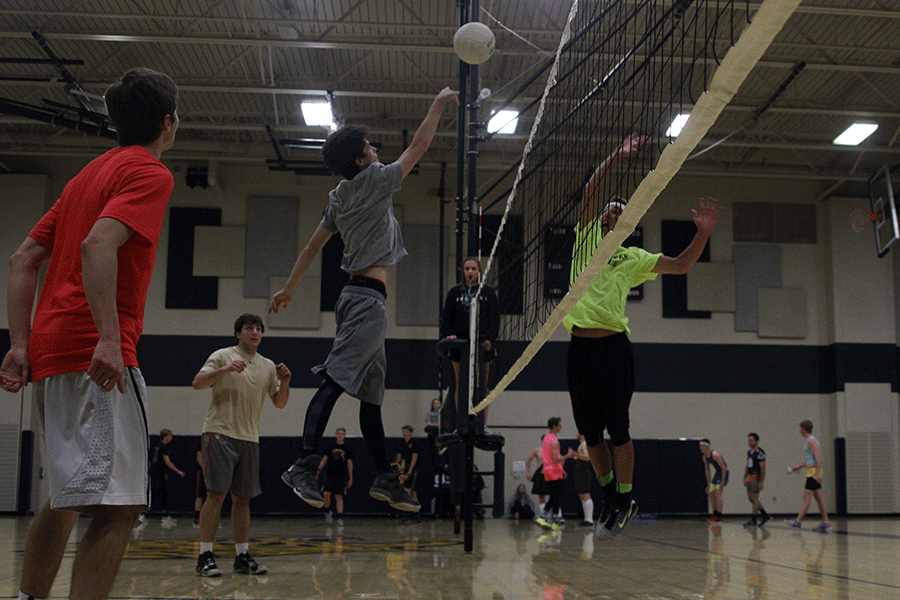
[201,432,261,498]
[746,480,760,494]
[36,368,150,511]
[313,284,387,406]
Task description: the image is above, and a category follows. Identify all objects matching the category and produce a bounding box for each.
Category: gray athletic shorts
[313,284,387,406]
[36,368,150,511]
[201,432,261,498]
[746,480,760,494]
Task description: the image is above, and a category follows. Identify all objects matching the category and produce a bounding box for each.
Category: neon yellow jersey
[563,218,661,335]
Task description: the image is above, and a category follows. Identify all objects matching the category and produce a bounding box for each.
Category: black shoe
[744,518,757,527]
[281,455,324,508]
[758,513,771,526]
[596,500,637,541]
[196,551,222,577]
[233,552,268,575]
[370,471,420,512]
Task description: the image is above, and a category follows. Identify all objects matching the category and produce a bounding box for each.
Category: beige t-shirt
[199,345,280,443]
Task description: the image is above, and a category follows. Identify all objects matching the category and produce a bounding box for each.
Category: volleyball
[454,22,495,65]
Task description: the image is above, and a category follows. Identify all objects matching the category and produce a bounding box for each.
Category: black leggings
[299,375,391,473]
[566,333,634,447]
[546,478,563,514]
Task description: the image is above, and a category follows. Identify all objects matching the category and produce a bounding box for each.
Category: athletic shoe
[758,513,771,526]
[784,518,801,529]
[234,552,268,575]
[813,522,833,533]
[161,515,177,527]
[535,517,551,529]
[325,511,333,524]
[549,517,561,531]
[337,518,344,527]
[597,500,638,540]
[743,518,757,527]
[196,551,222,577]
[369,471,420,512]
[138,514,147,523]
[281,455,324,508]
[577,520,594,528]
[556,513,565,525]
[708,515,722,523]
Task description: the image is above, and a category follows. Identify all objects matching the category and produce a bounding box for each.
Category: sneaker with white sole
[784,518,801,529]
[596,500,638,540]
[281,455,324,508]
[234,552,268,574]
[196,551,222,577]
[370,471,420,512]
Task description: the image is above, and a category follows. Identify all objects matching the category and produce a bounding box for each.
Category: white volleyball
[453,22,495,65]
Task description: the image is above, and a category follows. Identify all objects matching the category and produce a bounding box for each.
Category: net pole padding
[473,0,802,414]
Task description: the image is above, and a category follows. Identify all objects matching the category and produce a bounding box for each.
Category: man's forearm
[81,238,121,344]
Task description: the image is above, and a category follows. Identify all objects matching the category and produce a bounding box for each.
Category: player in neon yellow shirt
[565,134,721,539]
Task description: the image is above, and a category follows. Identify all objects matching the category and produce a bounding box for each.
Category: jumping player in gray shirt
[273,87,458,513]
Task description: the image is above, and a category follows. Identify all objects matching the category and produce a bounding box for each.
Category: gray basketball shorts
[745,480,760,494]
[36,368,150,511]
[201,432,261,498]
[313,285,387,406]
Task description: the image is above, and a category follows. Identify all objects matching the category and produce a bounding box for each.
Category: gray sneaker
[784,518,801,529]
[813,522,832,533]
[596,500,637,540]
[370,471,420,512]
[281,455,323,508]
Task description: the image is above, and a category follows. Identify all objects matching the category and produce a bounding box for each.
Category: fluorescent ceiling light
[487,110,519,134]
[833,123,878,146]
[666,113,690,138]
[301,101,336,128]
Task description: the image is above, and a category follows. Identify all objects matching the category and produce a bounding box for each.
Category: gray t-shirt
[320,161,408,272]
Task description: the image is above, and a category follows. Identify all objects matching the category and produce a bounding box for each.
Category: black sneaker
[234,552,268,575]
[196,551,222,577]
[758,513,771,526]
[369,471,420,512]
[744,518,758,527]
[281,455,324,508]
[596,500,637,541]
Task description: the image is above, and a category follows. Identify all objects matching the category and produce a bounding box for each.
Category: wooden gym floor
[0,513,897,599]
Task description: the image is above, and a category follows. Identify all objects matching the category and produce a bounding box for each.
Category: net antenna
[865,164,900,258]
[473,0,802,413]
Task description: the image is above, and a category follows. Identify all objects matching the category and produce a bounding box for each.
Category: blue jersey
[707,450,728,484]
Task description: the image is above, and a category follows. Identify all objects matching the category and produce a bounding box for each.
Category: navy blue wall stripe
[2,329,894,393]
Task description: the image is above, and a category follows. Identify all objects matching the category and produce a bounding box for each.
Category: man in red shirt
[1,67,178,600]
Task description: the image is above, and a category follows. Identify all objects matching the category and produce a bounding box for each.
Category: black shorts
[805,476,822,491]
[322,474,347,495]
[531,468,549,495]
[403,470,418,490]
[566,333,634,447]
[449,345,495,363]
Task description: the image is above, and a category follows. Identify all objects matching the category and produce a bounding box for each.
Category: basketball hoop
[850,205,879,233]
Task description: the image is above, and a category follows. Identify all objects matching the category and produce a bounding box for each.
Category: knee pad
[609,428,631,447]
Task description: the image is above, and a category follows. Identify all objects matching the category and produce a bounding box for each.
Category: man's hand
[276,362,291,383]
[616,133,649,157]
[434,87,460,107]
[269,289,292,314]
[0,347,30,393]
[227,359,247,374]
[87,339,125,393]
[692,196,722,235]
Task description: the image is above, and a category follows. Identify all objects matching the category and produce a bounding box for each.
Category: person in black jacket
[440,257,500,427]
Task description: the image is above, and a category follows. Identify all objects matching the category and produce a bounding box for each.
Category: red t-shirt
[28,146,174,380]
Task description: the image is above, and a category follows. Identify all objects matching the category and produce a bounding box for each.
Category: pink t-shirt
[542,433,565,481]
[28,146,173,379]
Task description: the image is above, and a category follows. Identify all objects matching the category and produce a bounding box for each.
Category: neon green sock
[617,482,633,494]
[597,472,614,487]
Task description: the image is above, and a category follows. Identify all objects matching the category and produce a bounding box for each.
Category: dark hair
[234,313,265,335]
[160,428,172,438]
[700,438,711,445]
[336,427,346,433]
[547,417,561,429]
[458,256,482,290]
[321,125,369,179]
[800,420,813,433]
[104,68,178,146]
[748,432,759,441]
[402,425,414,433]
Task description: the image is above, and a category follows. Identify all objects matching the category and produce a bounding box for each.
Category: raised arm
[579,133,647,227]
[652,197,722,274]
[1,237,51,393]
[396,88,459,177]
[270,224,333,313]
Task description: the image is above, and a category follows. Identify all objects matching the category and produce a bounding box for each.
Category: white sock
[235,542,249,556]
[20,592,38,600]
[200,542,214,554]
[583,498,594,523]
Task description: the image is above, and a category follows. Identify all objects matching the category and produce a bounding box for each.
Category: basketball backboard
[867,164,900,258]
